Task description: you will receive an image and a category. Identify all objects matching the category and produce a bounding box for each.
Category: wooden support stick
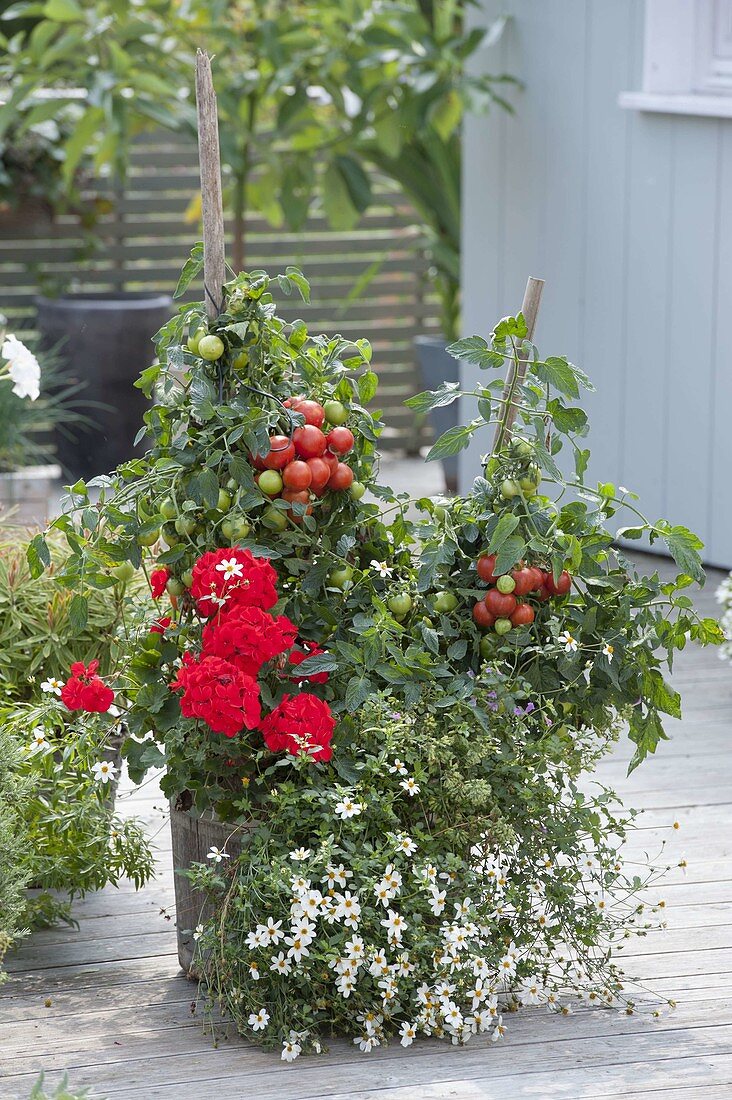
[492,276,545,453]
[195,50,226,321]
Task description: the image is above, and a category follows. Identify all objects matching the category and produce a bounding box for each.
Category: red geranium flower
[189,547,278,617]
[261,693,335,762]
[61,660,115,714]
[150,616,172,635]
[202,605,297,677]
[287,641,330,684]
[170,652,261,737]
[150,567,170,599]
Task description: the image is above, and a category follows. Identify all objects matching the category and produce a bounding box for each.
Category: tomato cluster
[252,397,364,524]
[472,552,572,635]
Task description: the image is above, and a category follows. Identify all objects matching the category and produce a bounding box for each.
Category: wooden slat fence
[0,131,442,449]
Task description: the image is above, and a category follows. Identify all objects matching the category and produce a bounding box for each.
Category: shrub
[0,720,33,982]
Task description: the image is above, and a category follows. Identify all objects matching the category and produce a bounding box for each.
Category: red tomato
[511,567,536,597]
[546,570,572,596]
[484,588,518,618]
[328,462,354,491]
[293,399,325,428]
[476,553,497,583]
[528,567,545,590]
[293,424,327,459]
[282,488,312,523]
[260,434,295,471]
[536,585,552,602]
[327,426,355,455]
[322,452,339,476]
[472,599,496,628]
[510,603,535,627]
[282,460,312,491]
[307,457,331,494]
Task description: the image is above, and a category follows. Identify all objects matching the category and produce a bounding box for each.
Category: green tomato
[231,349,249,370]
[433,590,458,614]
[221,516,250,541]
[510,437,534,459]
[166,578,185,597]
[160,497,177,522]
[111,561,136,583]
[328,565,354,590]
[181,570,194,587]
[186,327,207,355]
[217,488,232,511]
[422,616,434,628]
[496,575,516,594]
[259,470,283,497]
[198,334,225,361]
[262,506,288,532]
[494,617,513,635]
[349,481,366,501]
[500,478,522,500]
[388,593,413,618]
[324,399,348,426]
[174,515,198,537]
[137,528,160,547]
[161,523,179,547]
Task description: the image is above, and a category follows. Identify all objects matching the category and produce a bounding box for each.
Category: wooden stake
[195,50,226,321]
[492,276,545,453]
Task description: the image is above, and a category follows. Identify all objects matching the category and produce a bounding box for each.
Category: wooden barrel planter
[169,801,254,976]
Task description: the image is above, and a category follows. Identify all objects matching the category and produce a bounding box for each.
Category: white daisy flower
[354,1034,379,1052]
[394,834,417,856]
[206,846,229,863]
[248,962,260,980]
[245,928,266,949]
[369,950,389,977]
[334,796,364,819]
[602,642,614,662]
[322,863,351,889]
[491,1014,507,1042]
[281,1039,301,1061]
[388,759,408,775]
[91,760,118,784]
[428,887,446,916]
[370,560,392,578]
[399,1020,417,1047]
[284,935,311,963]
[40,677,64,697]
[215,557,244,579]
[29,729,49,753]
[261,918,284,944]
[399,776,420,797]
[289,847,311,861]
[521,980,544,1005]
[270,951,292,975]
[380,908,408,942]
[558,630,578,653]
[193,924,204,942]
[248,1008,270,1031]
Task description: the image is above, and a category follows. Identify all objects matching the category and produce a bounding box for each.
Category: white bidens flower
[394,833,417,856]
[91,760,118,784]
[29,729,50,753]
[335,797,364,819]
[41,677,64,697]
[193,924,204,942]
[1,334,41,400]
[289,847,311,861]
[248,1008,270,1032]
[558,630,578,653]
[215,557,244,579]
[281,1038,301,1061]
[399,776,420,797]
[399,1020,417,1047]
[602,642,614,662]
[370,560,392,578]
[206,845,229,863]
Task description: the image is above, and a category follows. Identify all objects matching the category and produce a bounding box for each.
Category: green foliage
[29,1072,104,1100]
[0,719,34,984]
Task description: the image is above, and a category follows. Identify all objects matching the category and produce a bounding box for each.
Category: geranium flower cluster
[167,547,335,759]
[61,660,115,714]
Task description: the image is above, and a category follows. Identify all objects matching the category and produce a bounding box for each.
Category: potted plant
[29,251,722,1051]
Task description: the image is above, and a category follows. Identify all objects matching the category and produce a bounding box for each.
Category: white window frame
[619,0,732,118]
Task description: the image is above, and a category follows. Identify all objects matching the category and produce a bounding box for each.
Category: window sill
[618,91,732,118]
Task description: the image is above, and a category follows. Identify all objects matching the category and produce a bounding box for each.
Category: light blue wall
[461,0,732,568]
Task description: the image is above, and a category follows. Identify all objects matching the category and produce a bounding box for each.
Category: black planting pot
[36,292,172,479]
[414,335,459,493]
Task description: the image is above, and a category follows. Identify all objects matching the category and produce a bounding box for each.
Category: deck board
[2,555,731,1099]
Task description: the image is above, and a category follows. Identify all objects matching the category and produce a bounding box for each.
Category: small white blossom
[334,797,364,820]
[248,1008,270,1031]
[399,776,420,797]
[41,677,64,697]
[248,962,260,980]
[322,863,351,889]
[558,630,578,653]
[380,908,408,942]
[289,847,311,861]
[91,760,118,784]
[370,560,392,577]
[193,924,204,942]
[215,557,244,579]
[399,1020,417,1047]
[281,1039,301,1061]
[1,334,41,400]
[388,759,408,775]
[270,951,292,975]
[394,833,417,856]
[428,886,447,916]
[29,729,49,753]
[491,1014,507,1042]
[206,846,229,863]
[602,642,614,662]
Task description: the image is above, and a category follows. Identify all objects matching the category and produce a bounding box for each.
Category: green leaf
[425,422,478,462]
[547,400,588,433]
[446,336,505,369]
[487,513,520,553]
[291,652,338,676]
[334,154,372,214]
[642,669,681,719]
[285,266,310,304]
[62,106,104,186]
[494,534,526,574]
[43,0,83,20]
[358,370,379,405]
[532,356,595,398]
[405,381,461,413]
[27,533,50,578]
[68,594,88,633]
[323,162,359,230]
[657,523,705,585]
[174,242,204,299]
[345,674,371,712]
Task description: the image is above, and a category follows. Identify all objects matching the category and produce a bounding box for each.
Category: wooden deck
[3,560,732,1099]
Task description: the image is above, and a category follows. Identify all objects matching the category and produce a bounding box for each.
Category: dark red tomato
[528,567,545,590]
[282,460,312,491]
[510,603,535,627]
[307,457,331,494]
[484,588,518,618]
[476,553,497,583]
[546,570,572,596]
[472,599,496,628]
[328,463,354,491]
[293,399,325,428]
[322,451,339,476]
[293,424,327,459]
[327,426,355,455]
[536,585,552,602]
[511,567,536,597]
[260,434,295,471]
